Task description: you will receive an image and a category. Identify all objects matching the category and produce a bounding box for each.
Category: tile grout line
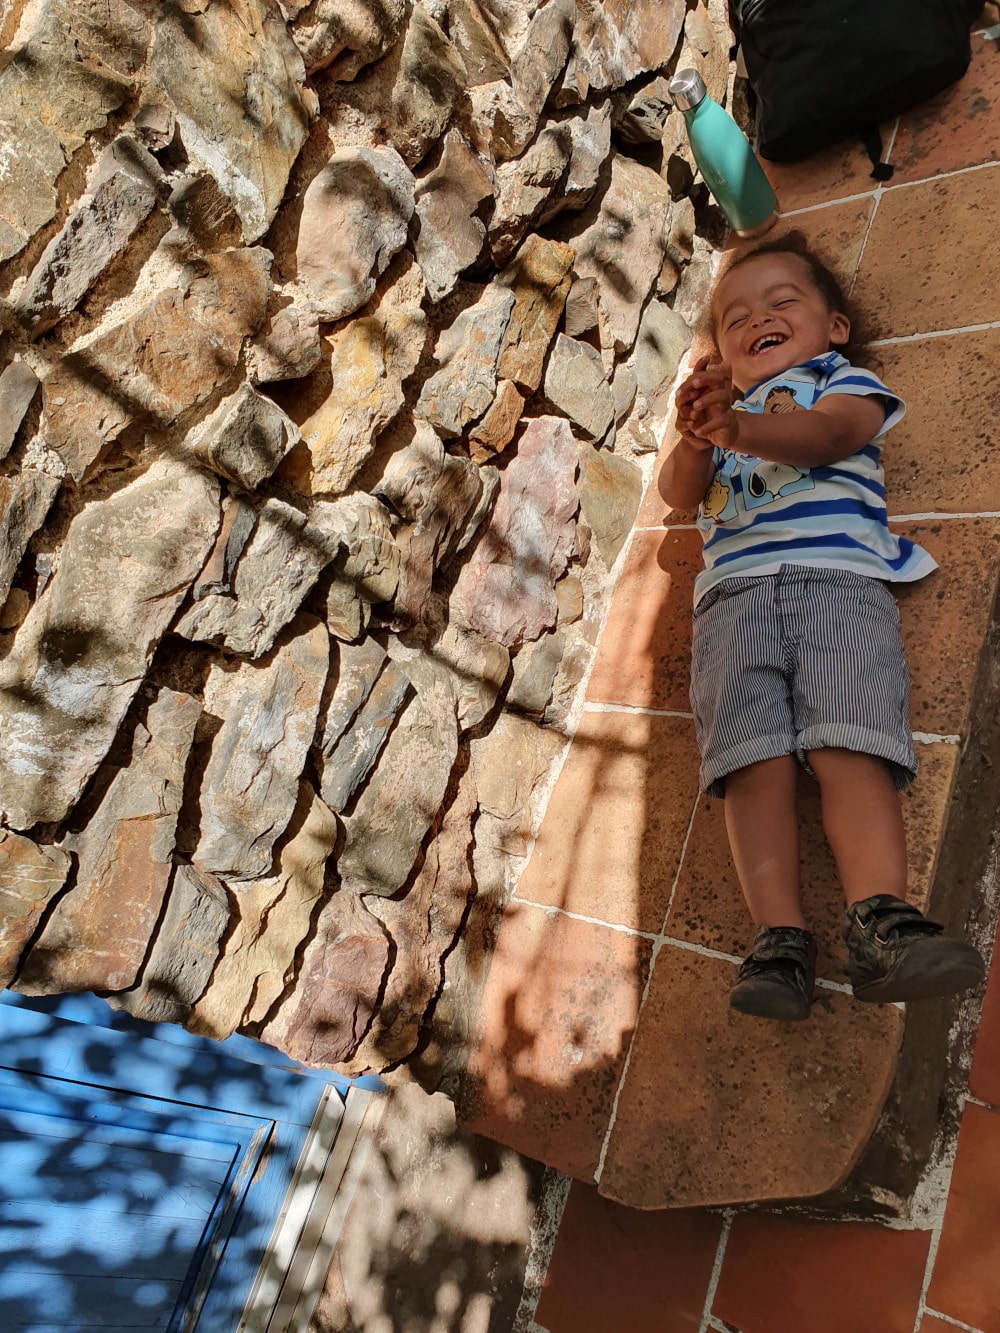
[780,151,1000,221]
[593,936,667,1185]
[921,1310,988,1333]
[847,119,897,299]
[891,512,1000,522]
[584,701,695,720]
[871,320,1000,345]
[512,897,661,944]
[697,1209,735,1333]
[659,793,702,932]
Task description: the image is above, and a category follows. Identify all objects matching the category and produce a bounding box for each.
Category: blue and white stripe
[694,352,937,605]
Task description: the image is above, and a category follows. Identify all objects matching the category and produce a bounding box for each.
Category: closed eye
[726,314,748,330]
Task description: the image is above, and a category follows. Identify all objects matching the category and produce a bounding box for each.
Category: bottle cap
[668,69,707,111]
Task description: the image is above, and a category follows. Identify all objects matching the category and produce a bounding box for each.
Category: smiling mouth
[749,333,788,355]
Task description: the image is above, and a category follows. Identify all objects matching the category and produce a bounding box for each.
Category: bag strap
[862,124,895,180]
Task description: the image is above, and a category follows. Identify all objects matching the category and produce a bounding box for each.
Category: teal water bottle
[668,69,778,238]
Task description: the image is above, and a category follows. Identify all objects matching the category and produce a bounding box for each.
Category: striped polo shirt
[693,352,937,605]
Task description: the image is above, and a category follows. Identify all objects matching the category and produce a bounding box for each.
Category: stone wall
[0,0,734,1082]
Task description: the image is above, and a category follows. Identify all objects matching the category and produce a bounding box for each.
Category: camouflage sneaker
[729,925,817,1022]
[844,894,985,1003]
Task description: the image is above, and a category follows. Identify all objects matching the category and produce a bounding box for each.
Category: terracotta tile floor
[466,23,1000,1333]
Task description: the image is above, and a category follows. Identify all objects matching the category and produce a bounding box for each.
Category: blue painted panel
[0,996,330,1332]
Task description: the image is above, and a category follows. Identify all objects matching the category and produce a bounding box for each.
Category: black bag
[738,0,983,178]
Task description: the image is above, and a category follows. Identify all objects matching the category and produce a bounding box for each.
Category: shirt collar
[741,351,847,401]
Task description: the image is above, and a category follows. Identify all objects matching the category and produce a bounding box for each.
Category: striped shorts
[690,565,916,799]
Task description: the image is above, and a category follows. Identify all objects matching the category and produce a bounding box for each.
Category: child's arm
[659,357,722,509]
[685,364,886,468]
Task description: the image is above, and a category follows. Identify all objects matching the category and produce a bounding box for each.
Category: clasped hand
[674,356,740,451]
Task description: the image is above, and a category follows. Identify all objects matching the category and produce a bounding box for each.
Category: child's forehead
[713,252,814,310]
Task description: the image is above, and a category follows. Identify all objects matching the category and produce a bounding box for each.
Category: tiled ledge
[461,35,1000,1212]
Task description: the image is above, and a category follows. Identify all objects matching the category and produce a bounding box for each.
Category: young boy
[660,236,984,1021]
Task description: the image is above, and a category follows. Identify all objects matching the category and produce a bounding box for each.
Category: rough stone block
[296,146,415,321]
[18,688,201,996]
[0,459,219,830]
[544,335,615,440]
[0,832,71,988]
[183,384,300,491]
[0,469,61,611]
[0,360,40,460]
[417,284,515,437]
[194,615,329,880]
[113,864,231,1026]
[176,498,337,659]
[15,137,162,335]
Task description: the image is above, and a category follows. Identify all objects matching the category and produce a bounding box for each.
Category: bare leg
[807,748,908,906]
[724,755,805,928]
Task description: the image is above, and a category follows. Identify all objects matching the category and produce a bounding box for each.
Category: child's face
[711,253,850,392]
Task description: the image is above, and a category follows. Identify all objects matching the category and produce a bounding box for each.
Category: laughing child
[659,234,984,1021]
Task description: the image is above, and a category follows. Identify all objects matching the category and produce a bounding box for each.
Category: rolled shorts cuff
[700,735,797,799]
[699,727,918,798]
[795,724,918,791]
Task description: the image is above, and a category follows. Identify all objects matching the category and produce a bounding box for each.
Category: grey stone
[384,5,468,167]
[194,615,329,880]
[189,497,258,602]
[564,154,673,355]
[319,636,391,755]
[15,137,162,335]
[261,888,389,1067]
[0,831,71,988]
[150,0,313,242]
[0,459,219,830]
[563,277,601,339]
[338,655,458,896]
[0,1,138,262]
[447,0,510,85]
[633,299,692,410]
[189,782,339,1040]
[497,235,575,392]
[466,79,537,164]
[278,253,426,497]
[0,469,61,611]
[578,440,644,569]
[434,621,511,730]
[283,0,406,78]
[183,384,300,490]
[489,125,573,262]
[612,75,674,144]
[246,295,322,384]
[612,363,638,424]
[375,423,494,624]
[314,494,401,607]
[414,131,494,301]
[416,286,515,437]
[507,625,567,716]
[42,248,272,483]
[18,688,201,997]
[324,572,370,641]
[113,864,231,1025]
[296,146,415,322]
[568,0,686,95]
[166,171,244,251]
[356,763,478,1067]
[0,361,40,461]
[544,334,615,440]
[176,499,337,658]
[510,0,575,118]
[318,657,412,812]
[451,416,578,648]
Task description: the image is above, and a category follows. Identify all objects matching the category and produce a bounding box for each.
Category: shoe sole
[729,988,811,1022]
[853,939,985,1004]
